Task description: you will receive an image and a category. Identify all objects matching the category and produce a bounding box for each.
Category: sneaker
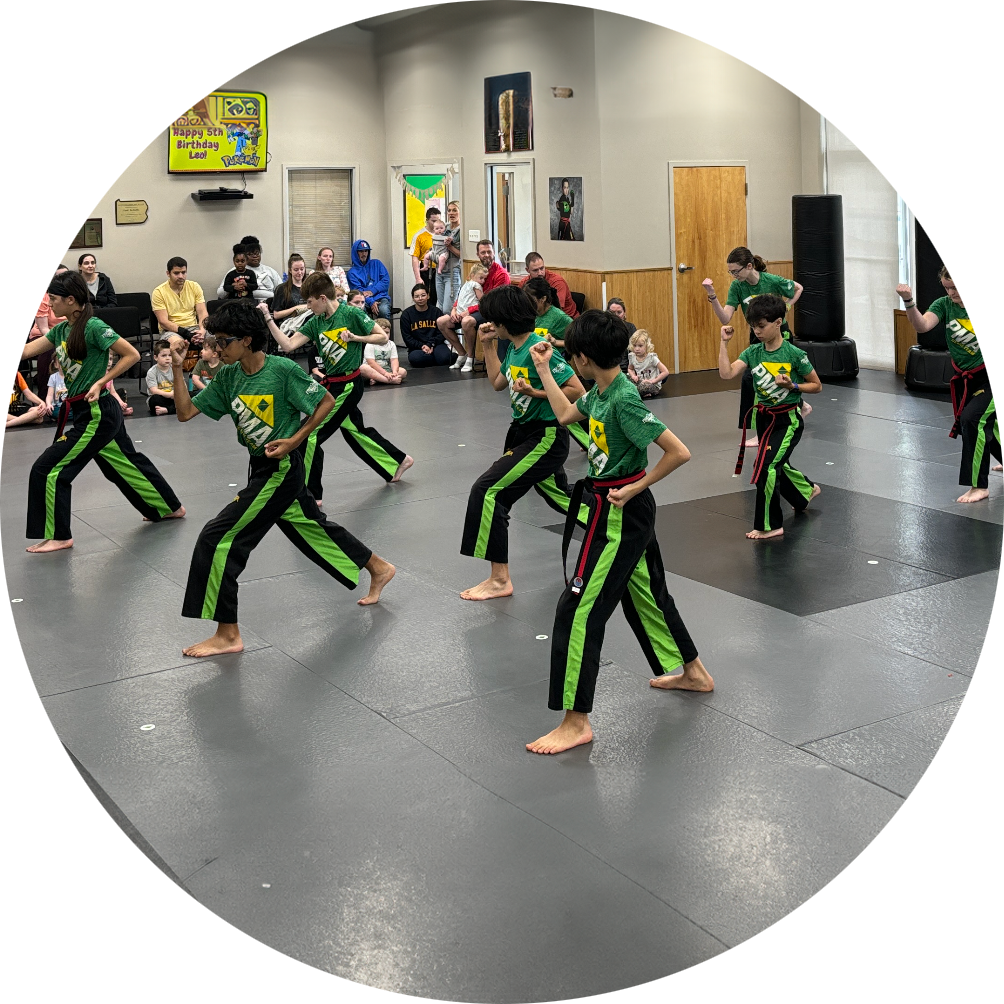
[451,354,467,370]
[461,358,473,373]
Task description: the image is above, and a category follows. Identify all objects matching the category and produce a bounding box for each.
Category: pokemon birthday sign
[169,89,271,173]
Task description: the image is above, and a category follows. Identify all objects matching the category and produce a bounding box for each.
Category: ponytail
[935,257,983,295]
[47,272,93,360]
[726,247,767,273]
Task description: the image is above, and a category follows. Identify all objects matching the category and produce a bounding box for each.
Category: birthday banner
[168,92,268,173]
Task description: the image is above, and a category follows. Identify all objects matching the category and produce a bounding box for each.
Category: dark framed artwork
[484,73,533,153]
[549,177,583,241]
[70,218,103,249]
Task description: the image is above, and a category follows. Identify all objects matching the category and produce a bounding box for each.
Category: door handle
[678,263,694,273]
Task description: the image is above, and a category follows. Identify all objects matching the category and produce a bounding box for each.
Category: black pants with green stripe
[299,377,406,499]
[183,450,372,623]
[550,486,698,713]
[26,395,182,541]
[751,405,814,532]
[957,377,1000,489]
[461,420,586,564]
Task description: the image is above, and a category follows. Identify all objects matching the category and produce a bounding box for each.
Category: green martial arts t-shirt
[191,355,326,456]
[575,371,668,479]
[927,297,982,370]
[0,226,33,275]
[503,334,574,423]
[534,305,572,344]
[299,303,375,377]
[45,317,119,398]
[739,340,814,407]
[726,271,796,339]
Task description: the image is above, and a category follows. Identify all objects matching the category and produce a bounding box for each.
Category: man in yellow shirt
[152,256,208,337]
[410,206,442,308]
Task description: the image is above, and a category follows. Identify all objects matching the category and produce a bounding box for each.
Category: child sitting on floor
[146,340,178,415]
[361,318,407,385]
[626,329,670,398]
[191,334,223,391]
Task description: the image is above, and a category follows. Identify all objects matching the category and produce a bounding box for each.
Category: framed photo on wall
[549,177,582,241]
[484,72,533,153]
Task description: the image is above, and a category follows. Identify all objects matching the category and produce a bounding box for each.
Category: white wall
[0,3,387,299]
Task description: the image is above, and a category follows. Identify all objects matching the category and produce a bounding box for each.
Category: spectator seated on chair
[438,262,486,370]
[314,247,349,302]
[153,257,207,341]
[518,252,578,318]
[7,372,48,427]
[460,240,511,365]
[361,318,407,385]
[78,253,117,307]
[400,284,452,368]
[271,254,311,325]
[347,239,392,319]
[217,245,259,300]
[240,235,283,301]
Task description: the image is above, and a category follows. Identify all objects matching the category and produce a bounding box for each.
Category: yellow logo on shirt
[761,361,791,380]
[238,394,274,427]
[509,365,529,382]
[589,417,608,455]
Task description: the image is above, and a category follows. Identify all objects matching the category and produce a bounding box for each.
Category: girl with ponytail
[703,248,805,446]
[899,259,1003,501]
[19,271,185,553]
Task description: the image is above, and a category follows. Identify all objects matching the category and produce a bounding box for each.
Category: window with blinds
[287,169,353,267]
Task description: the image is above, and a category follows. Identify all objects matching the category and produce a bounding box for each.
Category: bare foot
[460,576,513,601]
[358,556,395,605]
[745,435,759,448]
[390,455,414,483]
[800,401,813,417]
[370,379,376,386]
[527,712,593,754]
[807,484,822,504]
[144,505,186,522]
[746,527,784,540]
[155,406,168,416]
[315,499,324,508]
[26,538,73,553]
[123,406,134,416]
[183,624,243,658]
[993,464,1003,472]
[957,487,989,504]
[651,656,715,692]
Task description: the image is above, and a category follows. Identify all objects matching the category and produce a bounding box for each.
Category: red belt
[562,470,647,587]
[320,369,360,387]
[53,391,93,441]
[736,402,798,483]
[949,362,987,439]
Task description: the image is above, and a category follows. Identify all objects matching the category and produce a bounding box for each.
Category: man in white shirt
[215,234,283,301]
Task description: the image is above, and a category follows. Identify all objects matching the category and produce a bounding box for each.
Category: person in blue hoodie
[347,239,391,320]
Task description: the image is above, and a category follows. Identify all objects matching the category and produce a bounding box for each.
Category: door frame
[667,160,751,373]
[282,164,362,265]
[484,159,536,275]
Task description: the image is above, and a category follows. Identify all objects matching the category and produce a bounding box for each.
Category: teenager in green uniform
[170,300,396,658]
[260,272,412,504]
[525,275,590,452]
[20,272,184,553]
[703,247,806,446]
[719,294,822,539]
[897,268,1001,502]
[459,285,589,601]
[524,310,713,755]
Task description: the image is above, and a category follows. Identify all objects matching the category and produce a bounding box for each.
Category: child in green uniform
[703,247,807,446]
[20,272,184,553]
[260,272,412,504]
[171,300,396,659]
[459,286,589,601]
[897,268,1001,502]
[525,309,713,755]
[719,294,822,539]
[525,275,590,451]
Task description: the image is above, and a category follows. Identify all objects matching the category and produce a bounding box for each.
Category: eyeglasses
[214,335,241,347]
[727,268,743,277]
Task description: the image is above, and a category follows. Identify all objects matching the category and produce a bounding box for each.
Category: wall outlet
[468,229,480,243]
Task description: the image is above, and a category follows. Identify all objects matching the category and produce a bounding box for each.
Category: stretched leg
[776,461,817,513]
[299,381,354,501]
[461,425,567,597]
[182,458,298,637]
[532,459,590,528]
[338,382,409,482]
[26,399,117,548]
[958,393,997,502]
[749,410,803,539]
[94,424,184,521]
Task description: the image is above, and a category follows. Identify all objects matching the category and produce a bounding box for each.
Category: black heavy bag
[792,195,844,341]
[915,194,967,353]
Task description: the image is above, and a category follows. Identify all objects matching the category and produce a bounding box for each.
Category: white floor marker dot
[140,724,155,731]
[262,883,271,889]
[830,398,837,402]
[458,444,465,447]
[135,440,142,443]
[826,462,835,466]
[11,598,23,603]
[867,560,879,565]
[536,634,548,640]
[229,484,238,487]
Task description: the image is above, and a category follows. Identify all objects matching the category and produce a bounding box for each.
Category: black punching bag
[792,195,844,341]
[915,194,967,353]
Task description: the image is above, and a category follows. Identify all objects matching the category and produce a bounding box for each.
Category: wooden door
[673,166,747,372]
[496,172,512,267]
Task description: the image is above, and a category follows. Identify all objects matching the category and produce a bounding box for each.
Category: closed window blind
[287,169,353,268]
